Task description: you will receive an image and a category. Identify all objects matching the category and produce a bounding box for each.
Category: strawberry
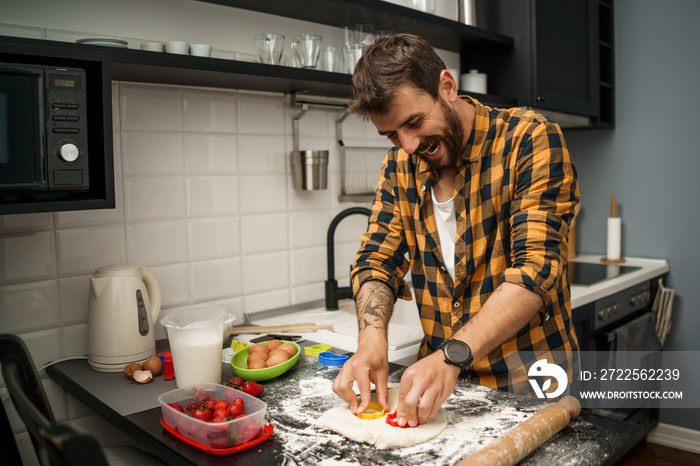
[213,408,230,420]
[228,397,245,418]
[194,389,212,404]
[167,403,184,412]
[224,376,244,390]
[202,398,217,411]
[193,408,213,422]
[241,381,264,397]
[214,399,230,411]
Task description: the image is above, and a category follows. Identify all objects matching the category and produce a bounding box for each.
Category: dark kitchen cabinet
[471,0,614,128]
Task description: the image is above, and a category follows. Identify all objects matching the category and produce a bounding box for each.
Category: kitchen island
[47,342,643,466]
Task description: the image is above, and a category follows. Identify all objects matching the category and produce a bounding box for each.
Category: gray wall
[565,0,700,430]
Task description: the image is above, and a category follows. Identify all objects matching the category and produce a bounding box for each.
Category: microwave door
[0,64,46,192]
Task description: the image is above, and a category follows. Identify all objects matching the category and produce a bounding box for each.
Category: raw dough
[316,388,447,449]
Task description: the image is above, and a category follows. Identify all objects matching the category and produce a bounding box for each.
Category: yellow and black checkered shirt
[351,96,580,391]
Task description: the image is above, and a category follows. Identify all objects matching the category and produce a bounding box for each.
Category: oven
[569,261,662,435]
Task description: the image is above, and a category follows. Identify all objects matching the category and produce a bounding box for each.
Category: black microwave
[0,37,114,215]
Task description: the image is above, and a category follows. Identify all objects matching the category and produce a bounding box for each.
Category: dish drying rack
[291,93,387,202]
[336,111,388,202]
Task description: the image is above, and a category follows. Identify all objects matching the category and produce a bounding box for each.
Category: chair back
[0,333,107,466]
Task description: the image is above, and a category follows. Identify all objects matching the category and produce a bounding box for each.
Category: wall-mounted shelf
[197,0,514,54]
[0,35,517,107]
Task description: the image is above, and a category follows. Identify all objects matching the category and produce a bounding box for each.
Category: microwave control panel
[45,66,89,190]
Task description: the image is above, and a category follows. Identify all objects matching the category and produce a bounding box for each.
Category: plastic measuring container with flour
[160,305,235,387]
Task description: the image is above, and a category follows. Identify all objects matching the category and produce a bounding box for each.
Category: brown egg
[266,350,291,367]
[268,348,291,360]
[279,343,298,357]
[247,359,268,369]
[143,356,163,376]
[266,339,283,351]
[249,344,270,355]
[247,351,268,365]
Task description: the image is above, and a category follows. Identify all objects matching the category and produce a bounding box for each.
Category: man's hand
[332,333,390,414]
[332,279,395,414]
[395,350,460,427]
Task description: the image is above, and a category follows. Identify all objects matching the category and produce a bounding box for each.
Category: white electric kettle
[87,264,161,372]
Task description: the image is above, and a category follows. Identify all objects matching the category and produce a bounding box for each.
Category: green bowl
[231,340,301,382]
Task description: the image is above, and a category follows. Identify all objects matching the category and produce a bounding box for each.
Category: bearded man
[332,33,580,428]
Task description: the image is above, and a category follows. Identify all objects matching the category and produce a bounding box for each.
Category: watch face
[446,340,471,364]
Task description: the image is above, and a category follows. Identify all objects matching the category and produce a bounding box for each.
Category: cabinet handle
[537,95,545,102]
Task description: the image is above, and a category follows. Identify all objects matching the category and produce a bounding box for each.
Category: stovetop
[570,262,641,286]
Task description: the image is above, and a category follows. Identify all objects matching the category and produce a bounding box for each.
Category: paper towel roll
[606,217,621,260]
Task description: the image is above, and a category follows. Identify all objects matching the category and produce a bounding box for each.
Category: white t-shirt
[430,187,456,281]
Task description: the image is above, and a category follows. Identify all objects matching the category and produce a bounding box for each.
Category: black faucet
[325,207,371,310]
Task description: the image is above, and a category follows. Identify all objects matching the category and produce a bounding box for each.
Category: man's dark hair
[348,33,447,119]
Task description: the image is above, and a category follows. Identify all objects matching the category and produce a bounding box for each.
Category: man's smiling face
[370,83,465,170]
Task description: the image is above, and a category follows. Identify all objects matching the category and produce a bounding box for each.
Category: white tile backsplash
[241,251,290,294]
[124,177,187,221]
[290,210,330,248]
[189,257,242,302]
[184,88,238,132]
[61,323,88,358]
[238,92,286,134]
[121,131,185,176]
[0,280,61,333]
[0,231,56,284]
[186,175,239,217]
[58,275,90,325]
[188,217,240,261]
[239,174,288,214]
[19,328,63,368]
[55,226,126,277]
[150,263,190,308]
[238,134,287,174]
[244,288,291,315]
[240,213,289,255]
[125,220,188,265]
[0,213,53,232]
[184,133,238,174]
[120,83,183,130]
[290,246,327,286]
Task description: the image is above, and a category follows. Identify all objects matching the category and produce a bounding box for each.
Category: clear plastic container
[159,382,266,449]
[160,305,235,388]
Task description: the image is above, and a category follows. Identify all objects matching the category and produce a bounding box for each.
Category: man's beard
[415,99,465,170]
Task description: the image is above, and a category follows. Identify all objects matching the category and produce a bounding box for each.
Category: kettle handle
[139,266,161,321]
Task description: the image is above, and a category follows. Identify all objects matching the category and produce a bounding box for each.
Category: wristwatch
[437,339,473,375]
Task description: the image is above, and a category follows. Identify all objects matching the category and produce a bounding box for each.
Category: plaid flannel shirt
[351,96,580,391]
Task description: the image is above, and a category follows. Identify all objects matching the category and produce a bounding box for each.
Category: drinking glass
[343,43,366,74]
[291,34,322,69]
[254,33,285,65]
[320,46,343,73]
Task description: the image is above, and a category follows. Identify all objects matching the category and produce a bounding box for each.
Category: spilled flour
[262,364,543,466]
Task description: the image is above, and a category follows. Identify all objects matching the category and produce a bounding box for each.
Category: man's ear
[439,69,459,102]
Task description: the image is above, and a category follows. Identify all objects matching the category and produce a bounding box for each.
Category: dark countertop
[47,341,643,465]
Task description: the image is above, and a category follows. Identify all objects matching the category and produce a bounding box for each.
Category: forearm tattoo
[356,281,394,334]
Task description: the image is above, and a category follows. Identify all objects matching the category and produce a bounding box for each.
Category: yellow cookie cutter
[356,402,386,420]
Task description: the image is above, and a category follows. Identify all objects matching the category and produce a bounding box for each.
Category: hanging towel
[607,313,663,370]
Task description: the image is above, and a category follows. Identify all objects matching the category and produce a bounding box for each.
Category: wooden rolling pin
[230,322,333,335]
[458,396,581,466]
